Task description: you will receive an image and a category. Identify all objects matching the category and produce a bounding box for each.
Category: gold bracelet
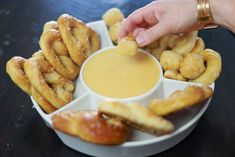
[197,0,217,29]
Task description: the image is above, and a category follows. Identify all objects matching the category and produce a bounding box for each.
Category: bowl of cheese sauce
[80,47,163,104]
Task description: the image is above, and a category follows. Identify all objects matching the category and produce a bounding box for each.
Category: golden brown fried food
[160,50,183,71]
[99,102,174,135]
[116,35,138,55]
[190,37,205,53]
[52,110,128,145]
[148,85,213,116]
[102,8,124,27]
[109,22,122,44]
[57,14,100,65]
[180,53,206,79]
[164,70,186,81]
[190,49,222,85]
[24,55,74,109]
[171,31,198,55]
[40,28,80,80]
[6,56,56,113]
[146,35,170,59]
[43,21,58,32]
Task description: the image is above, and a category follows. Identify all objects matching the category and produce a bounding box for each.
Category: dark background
[0,0,235,157]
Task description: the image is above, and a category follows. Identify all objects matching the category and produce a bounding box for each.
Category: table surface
[0,0,235,157]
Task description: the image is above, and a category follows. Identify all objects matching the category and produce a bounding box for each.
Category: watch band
[197,0,218,29]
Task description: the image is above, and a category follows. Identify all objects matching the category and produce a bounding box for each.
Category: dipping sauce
[83,48,160,98]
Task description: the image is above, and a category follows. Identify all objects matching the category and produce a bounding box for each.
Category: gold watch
[197,0,218,29]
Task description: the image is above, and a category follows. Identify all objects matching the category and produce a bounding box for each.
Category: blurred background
[0,0,235,157]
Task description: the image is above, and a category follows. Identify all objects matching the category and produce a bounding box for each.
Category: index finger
[119,8,146,38]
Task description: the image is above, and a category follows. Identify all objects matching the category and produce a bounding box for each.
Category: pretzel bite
[99,102,174,135]
[102,8,124,27]
[180,53,206,79]
[149,35,170,59]
[117,35,138,55]
[160,50,183,71]
[52,111,128,145]
[190,49,222,85]
[109,22,122,44]
[148,85,213,116]
[164,70,186,81]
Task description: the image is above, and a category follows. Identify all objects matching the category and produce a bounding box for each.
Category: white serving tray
[31,20,215,157]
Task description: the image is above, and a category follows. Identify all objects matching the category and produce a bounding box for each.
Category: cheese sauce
[83,48,160,98]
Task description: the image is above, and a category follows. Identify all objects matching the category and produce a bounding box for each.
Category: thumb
[136,23,169,47]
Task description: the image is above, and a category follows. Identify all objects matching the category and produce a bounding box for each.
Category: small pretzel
[102,8,124,27]
[180,53,206,79]
[6,56,56,113]
[109,22,122,44]
[57,14,100,66]
[170,31,198,55]
[190,37,205,53]
[24,53,74,109]
[160,50,183,71]
[190,49,222,85]
[117,35,138,55]
[164,70,186,81]
[40,27,80,80]
[146,35,170,59]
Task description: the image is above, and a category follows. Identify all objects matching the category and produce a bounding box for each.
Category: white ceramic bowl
[31,20,215,157]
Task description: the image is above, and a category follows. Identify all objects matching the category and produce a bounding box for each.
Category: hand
[119,0,200,47]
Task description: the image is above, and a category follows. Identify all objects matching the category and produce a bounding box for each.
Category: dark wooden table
[0,0,235,157]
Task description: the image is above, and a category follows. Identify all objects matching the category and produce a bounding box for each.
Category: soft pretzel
[6,56,56,113]
[190,49,222,85]
[57,14,100,65]
[102,8,124,27]
[24,53,74,109]
[164,70,186,81]
[170,31,198,55]
[52,110,128,145]
[99,102,174,135]
[190,37,205,53]
[146,35,170,59]
[148,85,213,116]
[40,27,80,80]
[109,22,122,44]
[160,50,183,71]
[180,53,206,79]
[43,21,58,32]
[116,35,138,55]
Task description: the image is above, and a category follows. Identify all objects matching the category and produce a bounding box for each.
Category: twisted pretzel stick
[57,14,100,66]
[6,56,56,113]
[24,51,74,109]
[40,21,80,80]
[190,49,222,85]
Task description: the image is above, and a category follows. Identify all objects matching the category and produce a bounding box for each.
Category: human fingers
[136,22,169,47]
[132,27,146,37]
[119,6,156,38]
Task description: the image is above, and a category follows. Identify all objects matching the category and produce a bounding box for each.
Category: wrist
[210,0,235,32]
[197,0,217,28]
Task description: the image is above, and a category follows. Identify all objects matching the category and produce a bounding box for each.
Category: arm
[119,0,235,46]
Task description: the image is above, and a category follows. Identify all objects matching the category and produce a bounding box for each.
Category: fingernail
[136,35,144,46]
